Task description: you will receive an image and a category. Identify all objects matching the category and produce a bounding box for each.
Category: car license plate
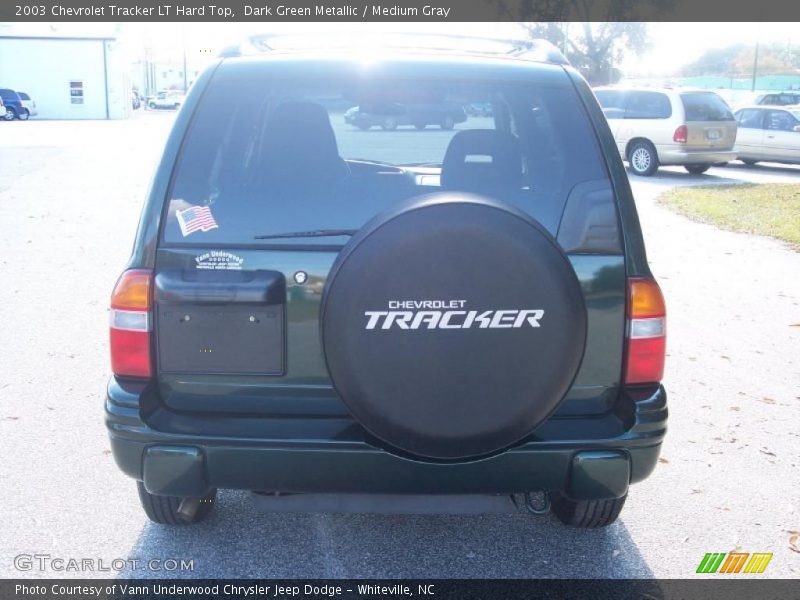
[707,129,721,140]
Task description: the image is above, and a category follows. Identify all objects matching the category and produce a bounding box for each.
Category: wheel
[440,116,455,130]
[685,164,711,175]
[321,194,586,460]
[18,109,29,121]
[741,159,759,166]
[4,107,16,121]
[628,140,658,176]
[148,101,156,109]
[136,482,216,525]
[173,103,181,110]
[381,117,398,131]
[356,122,371,131]
[414,122,427,130]
[551,493,627,528]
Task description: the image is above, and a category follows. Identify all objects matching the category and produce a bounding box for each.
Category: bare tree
[489,0,664,84]
[527,22,649,85]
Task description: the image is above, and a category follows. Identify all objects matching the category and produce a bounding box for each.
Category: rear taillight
[110,269,152,378]
[624,278,666,385]
[673,125,688,143]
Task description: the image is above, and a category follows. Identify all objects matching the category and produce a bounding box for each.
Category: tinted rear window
[18,92,30,100]
[681,93,734,121]
[163,70,609,246]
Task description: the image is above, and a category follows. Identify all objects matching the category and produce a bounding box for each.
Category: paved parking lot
[0,112,798,579]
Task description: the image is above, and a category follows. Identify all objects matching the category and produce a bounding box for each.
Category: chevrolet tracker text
[365,301,545,330]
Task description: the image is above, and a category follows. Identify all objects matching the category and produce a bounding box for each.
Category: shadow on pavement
[122,490,655,578]
[626,167,743,188]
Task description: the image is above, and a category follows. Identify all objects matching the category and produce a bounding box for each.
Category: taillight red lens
[110,269,152,378]
[673,125,688,143]
[625,278,666,385]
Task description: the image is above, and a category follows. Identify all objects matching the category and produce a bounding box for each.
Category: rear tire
[4,107,16,121]
[551,493,626,528]
[18,109,29,121]
[685,164,710,175]
[628,141,658,176]
[136,482,216,525]
[741,159,759,166]
[381,117,398,131]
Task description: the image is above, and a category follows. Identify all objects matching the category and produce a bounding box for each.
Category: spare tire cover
[321,194,587,460]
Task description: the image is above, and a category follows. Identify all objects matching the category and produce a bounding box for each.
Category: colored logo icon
[697,552,773,574]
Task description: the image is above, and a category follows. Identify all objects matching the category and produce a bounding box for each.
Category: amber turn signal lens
[628,278,666,319]
[110,269,152,310]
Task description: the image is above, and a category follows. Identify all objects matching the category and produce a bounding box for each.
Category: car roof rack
[219,33,570,65]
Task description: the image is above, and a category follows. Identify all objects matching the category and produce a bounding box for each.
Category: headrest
[440,129,523,195]
[260,101,348,184]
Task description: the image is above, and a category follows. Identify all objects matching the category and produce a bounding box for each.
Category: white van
[594,87,738,176]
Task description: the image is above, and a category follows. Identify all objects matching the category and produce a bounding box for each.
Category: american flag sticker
[176,205,219,237]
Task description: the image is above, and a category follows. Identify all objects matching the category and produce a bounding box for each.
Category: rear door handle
[155,269,286,304]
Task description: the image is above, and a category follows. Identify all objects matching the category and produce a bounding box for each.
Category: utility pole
[751,40,760,92]
[182,25,188,93]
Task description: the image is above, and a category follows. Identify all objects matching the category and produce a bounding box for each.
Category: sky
[2,22,798,77]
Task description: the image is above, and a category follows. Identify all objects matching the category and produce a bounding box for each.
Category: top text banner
[2,0,800,21]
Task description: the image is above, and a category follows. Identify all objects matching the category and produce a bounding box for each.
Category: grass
[659,183,800,249]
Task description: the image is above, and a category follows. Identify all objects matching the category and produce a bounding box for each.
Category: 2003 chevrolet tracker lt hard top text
[106,35,668,528]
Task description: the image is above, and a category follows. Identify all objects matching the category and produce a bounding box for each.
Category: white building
[0,32,131,120]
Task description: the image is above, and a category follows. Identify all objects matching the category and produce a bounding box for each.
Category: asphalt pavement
[0,111,798,579]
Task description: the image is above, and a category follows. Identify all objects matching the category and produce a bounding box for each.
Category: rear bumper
[106,379,667,499]
[656,147,737,165]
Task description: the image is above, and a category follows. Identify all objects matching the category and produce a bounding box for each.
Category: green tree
[680,43,800,77]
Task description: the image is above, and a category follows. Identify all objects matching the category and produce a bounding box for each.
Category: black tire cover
[321,194,587,460]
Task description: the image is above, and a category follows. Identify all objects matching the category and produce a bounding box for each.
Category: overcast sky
[3,22,798,76]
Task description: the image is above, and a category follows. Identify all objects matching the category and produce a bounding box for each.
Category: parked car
[734,105,800,165]
[594,86,738,175]
[0,88,27,121]
[108,37,667,529]
[0,97,6,120]
[17,92,37,118]
[344,102,468,130]
[148,91,185,110]
[754,92,800,107]
[464,101,493,117]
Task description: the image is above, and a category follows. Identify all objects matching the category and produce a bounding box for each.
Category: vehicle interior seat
[440,129,524,197]
[259,101,350,186]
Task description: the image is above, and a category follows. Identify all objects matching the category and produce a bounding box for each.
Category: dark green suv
[107,37,667,528]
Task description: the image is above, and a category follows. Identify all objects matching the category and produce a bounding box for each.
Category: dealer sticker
[194,251,244,271]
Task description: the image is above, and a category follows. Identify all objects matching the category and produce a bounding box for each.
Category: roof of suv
[218,51,572,86]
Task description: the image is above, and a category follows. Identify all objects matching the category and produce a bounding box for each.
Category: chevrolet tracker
[106,34,668,528]
[363,308,545,329]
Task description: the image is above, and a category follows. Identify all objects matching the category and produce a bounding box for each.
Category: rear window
[18,92,30,100]
[680,92,734,121]
[162,71,610,246]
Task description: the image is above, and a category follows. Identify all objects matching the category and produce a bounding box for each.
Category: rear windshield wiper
[254,229,357,240]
